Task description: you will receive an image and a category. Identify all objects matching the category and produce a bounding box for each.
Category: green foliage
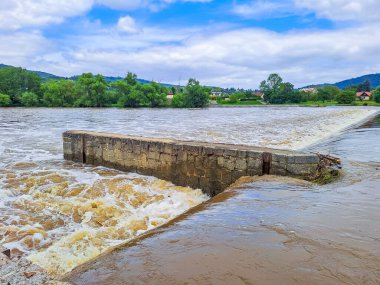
[74,73,108,107]
[260,73,283,103]
[260,74,300,104]
[317,86,340,102]
[344,85,358,93]
[171,93,185,108]
[125,72,138,86]
[42,80,77,107]
[0,67,42,105]
[336,90,356,104]
[357,80,371,92]
[183,78,209,108]
[373,87,380,103]
[20,92,40,107]
[0,93,11,107]
[142,82,167,107]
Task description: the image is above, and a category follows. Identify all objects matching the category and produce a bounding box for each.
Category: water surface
[66,114,380,285]
[0,107,378,278]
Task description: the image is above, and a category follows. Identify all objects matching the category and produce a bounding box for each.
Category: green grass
[351,101,380,106]
[217,100,263,106]
[298,101,338,106]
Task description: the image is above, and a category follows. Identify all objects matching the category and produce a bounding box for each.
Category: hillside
[304,73,380,90]
[0,64,178,87]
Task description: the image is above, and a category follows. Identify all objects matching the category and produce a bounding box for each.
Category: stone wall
[63,131,321,196]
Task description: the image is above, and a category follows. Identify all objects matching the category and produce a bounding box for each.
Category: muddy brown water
[65,115,380,285]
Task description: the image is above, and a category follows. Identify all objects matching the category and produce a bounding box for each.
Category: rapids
[0,107,377,277]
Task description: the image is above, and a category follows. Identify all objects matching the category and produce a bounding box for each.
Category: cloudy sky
[0,0,379,88]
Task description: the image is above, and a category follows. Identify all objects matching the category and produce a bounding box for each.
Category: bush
[374,87,380,103]
[20,92,40,107]
[183,79,209,108]
[171,93,184,108]
[0,93,11,106]
[336,90,355,104]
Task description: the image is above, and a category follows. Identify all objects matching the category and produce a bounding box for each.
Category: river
[0,107,378,281]
[66,113,380,285]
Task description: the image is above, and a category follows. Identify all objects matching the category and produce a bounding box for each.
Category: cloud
[11,21,378,88]
[0,0,93,30]
[295,0,380,22]
[233,0,294,19]
[0,32,52,66]
[97,0,212,11]
[117,16,140,34]
[0,0,213,30]
[1,0,379,88]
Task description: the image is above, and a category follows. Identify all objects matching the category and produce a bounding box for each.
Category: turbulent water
[67,114,380,285]
[0,107,377,277]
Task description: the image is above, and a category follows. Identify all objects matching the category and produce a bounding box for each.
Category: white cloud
[0,0,212,30]
[1,0,380,88]
[233,0,294,19]
[0,32,52,66]
[97,0,212,11]
[117,16,140,34]
[11,22,378,88]
[0,0,93,30]
[295,0,380,22]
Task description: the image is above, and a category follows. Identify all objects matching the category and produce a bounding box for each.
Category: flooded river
[66,113,380,285]
[0,107,378,280]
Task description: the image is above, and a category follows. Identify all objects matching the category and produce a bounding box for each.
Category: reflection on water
[67,115,380,285]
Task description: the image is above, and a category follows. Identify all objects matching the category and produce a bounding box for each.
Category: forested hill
[0,64,177,87]
[304,73,380,90]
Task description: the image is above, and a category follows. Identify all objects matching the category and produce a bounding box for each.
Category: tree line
[260,74,380,104]
[0,67,210,108]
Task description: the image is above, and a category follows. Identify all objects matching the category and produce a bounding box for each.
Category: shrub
[20,92,40,107]
[0,93,11,106]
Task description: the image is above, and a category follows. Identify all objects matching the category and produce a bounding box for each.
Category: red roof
[356,92,372,97]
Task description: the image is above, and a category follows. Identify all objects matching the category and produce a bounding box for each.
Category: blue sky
[0,0,379,88]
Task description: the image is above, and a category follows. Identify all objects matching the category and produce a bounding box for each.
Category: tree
[336,90,355,104]
[373,87,380,103]
[0,67,42,105]
[171,93,184,108]
[317,86,340,102]
[125,72,138,86]
[142,82,167,107]
[0,93,11,107]
[260,73,283,103]
[357,80,371,92]
[75,73,108,107]
[20,92,40,107]
[42,80,77,107]
[118,88,145,108]
[183,78,209,108]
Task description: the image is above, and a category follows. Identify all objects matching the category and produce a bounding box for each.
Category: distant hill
[0,63,63,80]
[303,73,380,90]
[0,63,178,87]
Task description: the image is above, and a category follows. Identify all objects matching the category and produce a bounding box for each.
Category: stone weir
[63,131,333,196]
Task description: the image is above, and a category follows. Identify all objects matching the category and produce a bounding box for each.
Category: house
[356,91,372,101]
[300,87,318,94]
[211,91,223,97]
[166,92,174,100]
[254,92,264,99]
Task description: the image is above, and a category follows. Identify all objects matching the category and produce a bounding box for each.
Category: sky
[0,0,379,88]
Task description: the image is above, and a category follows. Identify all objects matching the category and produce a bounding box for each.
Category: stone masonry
[63,131,321,196]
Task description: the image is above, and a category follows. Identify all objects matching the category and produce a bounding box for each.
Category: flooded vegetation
[0,107,378,281]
